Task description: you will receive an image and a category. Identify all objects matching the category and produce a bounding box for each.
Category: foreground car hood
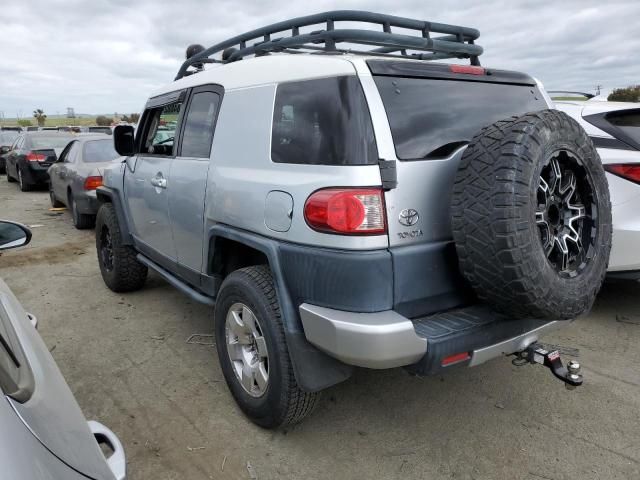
[0,278,115,480]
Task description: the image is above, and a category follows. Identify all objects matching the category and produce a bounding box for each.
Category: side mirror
[0,221,32,251]
[113,125,136,156]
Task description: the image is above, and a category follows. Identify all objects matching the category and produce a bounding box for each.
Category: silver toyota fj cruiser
[95,11,612,428]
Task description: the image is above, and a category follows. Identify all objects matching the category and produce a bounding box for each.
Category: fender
[207,224,353,392]
[95,186,134,245]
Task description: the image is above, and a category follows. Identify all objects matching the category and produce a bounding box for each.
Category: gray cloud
[1,0,638,117]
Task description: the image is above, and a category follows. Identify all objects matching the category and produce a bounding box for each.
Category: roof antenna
[185,44,206,75]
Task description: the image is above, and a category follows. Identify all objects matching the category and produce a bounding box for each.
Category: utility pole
[595,84,602,96]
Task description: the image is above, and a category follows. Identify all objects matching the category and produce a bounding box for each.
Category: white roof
[151,54,362,97]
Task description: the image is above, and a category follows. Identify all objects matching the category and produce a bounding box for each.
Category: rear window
[271,76,377,165]
[374,77,547,160]
[83,139,119,162]
[29,136,75,149]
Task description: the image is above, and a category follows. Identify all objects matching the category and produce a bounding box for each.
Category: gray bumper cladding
[299,303,563,371]
[299,304,427,369]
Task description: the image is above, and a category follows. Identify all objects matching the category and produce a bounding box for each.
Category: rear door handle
[150,174,167,189]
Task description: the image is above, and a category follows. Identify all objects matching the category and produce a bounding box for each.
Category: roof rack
[175,10,483,80]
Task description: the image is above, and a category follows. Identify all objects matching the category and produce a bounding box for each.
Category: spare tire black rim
[536,150,597,278]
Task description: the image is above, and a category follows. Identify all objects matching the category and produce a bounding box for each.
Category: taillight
[450,64,485,75]
[83,176,103,190]
[304,188,386,235]
[26,152,46,162]
[604,164,640,184]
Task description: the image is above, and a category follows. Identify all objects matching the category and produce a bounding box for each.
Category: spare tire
[451,109,611,320]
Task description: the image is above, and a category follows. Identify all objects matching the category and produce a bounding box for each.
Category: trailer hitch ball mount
[512,342,583,389]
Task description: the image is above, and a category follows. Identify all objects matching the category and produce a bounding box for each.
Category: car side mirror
[0,221,32,251]
[113,125,136,156]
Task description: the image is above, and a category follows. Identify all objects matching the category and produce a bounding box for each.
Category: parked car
[4,131,75,191]
[554,96,640,279]
[88,126,113,135]
[48,134,121,229]
[0,220,125,480]
[96,11,607,428]
[0,130,21,173]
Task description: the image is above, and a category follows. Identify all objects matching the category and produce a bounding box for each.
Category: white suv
[554,93,640,279]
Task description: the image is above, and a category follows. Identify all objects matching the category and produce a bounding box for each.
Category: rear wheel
[451,110,612,320]
[214,265,319,428]
[69,194,95,229]
[17,168,31,191]
[95,203,147,292]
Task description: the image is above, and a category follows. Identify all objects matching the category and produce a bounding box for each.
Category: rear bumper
[22,162,51,184]
[299,303,563,372]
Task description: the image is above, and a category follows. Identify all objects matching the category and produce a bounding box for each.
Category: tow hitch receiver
[512,342,583,389]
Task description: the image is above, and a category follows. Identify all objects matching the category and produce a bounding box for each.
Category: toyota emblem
[399,208,419,227]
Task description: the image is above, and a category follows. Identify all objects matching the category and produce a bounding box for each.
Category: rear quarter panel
[206,84,387,251]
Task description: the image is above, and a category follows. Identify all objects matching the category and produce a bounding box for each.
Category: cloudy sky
[1,0,638,118]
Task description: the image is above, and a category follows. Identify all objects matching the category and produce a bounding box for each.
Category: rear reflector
[450,65,485,75]
[604,164,640,184]
[26,152,46,162]
[83,176,103,191]
[304,188,386,235]
[441,352,471,366]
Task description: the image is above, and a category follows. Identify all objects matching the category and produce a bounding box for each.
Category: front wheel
[70,195,95,229]
[95,203,147,292]
[214,265,319,428]
[49,188,64,208]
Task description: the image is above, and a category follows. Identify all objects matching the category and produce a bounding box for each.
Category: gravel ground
[1,179,639,480]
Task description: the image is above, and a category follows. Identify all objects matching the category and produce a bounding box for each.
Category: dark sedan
[0,131,21,173]
[5,132,76,191]
[48,135,121,229]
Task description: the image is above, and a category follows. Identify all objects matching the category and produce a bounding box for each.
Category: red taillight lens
[83,176,103,191]
[604,164,640,184]
[304,188,386,235]
[441,352,471,367]
[450,64,485,75]
[26,152,46,162]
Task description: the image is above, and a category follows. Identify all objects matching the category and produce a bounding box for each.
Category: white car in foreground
[554,94,640,279]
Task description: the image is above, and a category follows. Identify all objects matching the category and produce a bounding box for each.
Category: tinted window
[271,76,377,165]
[181,91,219,158]
[29,135,75,149]
[141,102,182,155]
[607,110,640,144]
[83,139,119,162]
[374,77,547,160]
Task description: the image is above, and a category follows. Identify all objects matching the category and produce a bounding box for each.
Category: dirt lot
[1,179,639,480]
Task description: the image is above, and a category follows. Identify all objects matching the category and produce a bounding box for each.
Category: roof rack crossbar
[175,10,482,80]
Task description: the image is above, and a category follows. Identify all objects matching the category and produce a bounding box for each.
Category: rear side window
[180,91,220,158]
[374,77,547,160]
[83,139,119,163]
[271,76,377,165]
[607,110,640,144]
